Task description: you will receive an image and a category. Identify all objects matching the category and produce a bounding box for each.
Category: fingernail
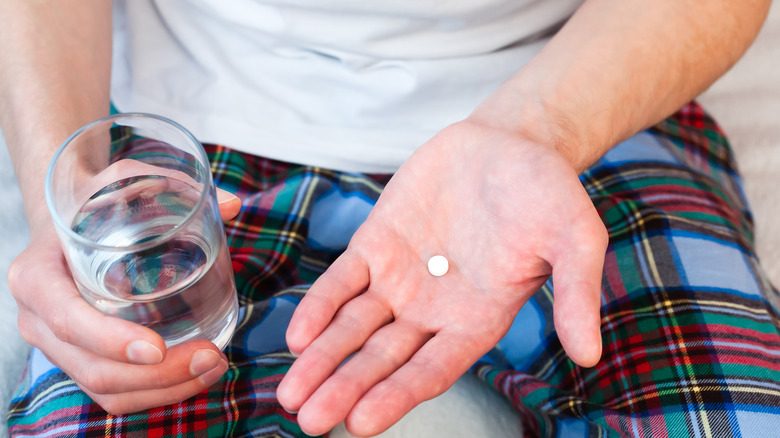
[280,402,298,415]
[190,350,221,376]
[126,340,163,365]
[217,191,240,204]
[197,359,228,386]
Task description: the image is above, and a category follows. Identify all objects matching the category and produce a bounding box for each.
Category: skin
[0,0,770,434]
[0,1,241,414]
[278,1,772,435]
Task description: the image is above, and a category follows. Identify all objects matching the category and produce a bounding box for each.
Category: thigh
[475,103,780,437]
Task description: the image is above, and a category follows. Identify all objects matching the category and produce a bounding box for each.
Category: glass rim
[45,112,214,253]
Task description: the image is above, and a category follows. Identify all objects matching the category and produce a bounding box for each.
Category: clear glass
[46,113,238,349]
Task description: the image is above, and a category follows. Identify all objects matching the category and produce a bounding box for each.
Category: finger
[550,222,608,368]
[110,159,240,221]
[345,332,482,437]
[78,174,165,211]
[285,251,370,354]
[81,357,229,415]
[20,305,226,394]
[295,320,432,436]
[278,292,393,412]
[9,247,166,365]
[74,159,185,206]
[77,159,240,221]
[217,188,241,221]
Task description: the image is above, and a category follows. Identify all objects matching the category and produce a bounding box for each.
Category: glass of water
[46,113,238,349]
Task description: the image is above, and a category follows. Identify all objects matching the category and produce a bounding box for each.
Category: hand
[8,187,241,415]
[277,119,608,436]
[69,158,236,221]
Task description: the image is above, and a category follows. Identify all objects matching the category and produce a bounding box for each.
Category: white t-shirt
[111,0,583,173]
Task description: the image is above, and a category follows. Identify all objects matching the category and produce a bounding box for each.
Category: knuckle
[82,386,135,416]
[574,221,609,254]
[150,367,174,389]
[49,305,75,344]
[7,255,30,300]
[79,367,111,395]
[438,119,472,140]
[593,221,610,248]
[94,396,128,416]
[385,377,419,408]
[165,386,202,406]
[426,368,450,397]
[582,233,607,255]
[16,311,38,345]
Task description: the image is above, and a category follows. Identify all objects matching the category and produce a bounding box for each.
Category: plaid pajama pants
[7,103,780,437]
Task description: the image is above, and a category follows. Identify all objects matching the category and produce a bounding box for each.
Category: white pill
[427,255,449,277]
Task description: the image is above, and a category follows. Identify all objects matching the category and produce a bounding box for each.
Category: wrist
[8,134,69,236]
[468,80,598,174]
[5,111,110,236]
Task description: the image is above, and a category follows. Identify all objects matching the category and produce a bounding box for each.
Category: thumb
[550,224,608,368]
[217,188,241,221]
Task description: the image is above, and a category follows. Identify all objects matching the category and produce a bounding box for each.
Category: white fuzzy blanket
[0,144,32,438]
[1,5,778,436]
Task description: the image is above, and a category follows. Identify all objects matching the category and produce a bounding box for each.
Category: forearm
[471,0,771,172]
[0,0,112,232]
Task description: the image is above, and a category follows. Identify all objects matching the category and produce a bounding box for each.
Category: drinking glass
[46,113,238,349]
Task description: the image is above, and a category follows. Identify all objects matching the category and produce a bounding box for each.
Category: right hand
[8,190,241,415]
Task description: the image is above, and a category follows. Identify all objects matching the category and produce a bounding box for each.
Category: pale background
[1,4,778,436]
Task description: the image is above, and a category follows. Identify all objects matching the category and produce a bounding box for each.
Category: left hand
[277,118,607,436]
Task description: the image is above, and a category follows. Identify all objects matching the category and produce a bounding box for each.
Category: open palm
[278,119,608,437]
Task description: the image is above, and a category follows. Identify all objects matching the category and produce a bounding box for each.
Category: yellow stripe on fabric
[603,298,770,327]
[337,172,386,193]
[607,385,780,410]
[532,348,570,383]
[105,413,114,436]
[298,174,322,222]
[637,217,664,287]
[591,166,731,201]
[234,301,256,334]
[693,299,769,315]
[658,292,714,436]
[225,359,241,438]
[219,168,249,183]
[231,226,304,241]
[609,212,737,244]
[300,254,330,271]
[6,380,75,416]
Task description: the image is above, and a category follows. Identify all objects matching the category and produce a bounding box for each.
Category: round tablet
[427,255,449,277]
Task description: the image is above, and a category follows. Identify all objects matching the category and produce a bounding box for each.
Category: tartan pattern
[8,103,780,437]
[475,103,780,437]
[8,153,387,437]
